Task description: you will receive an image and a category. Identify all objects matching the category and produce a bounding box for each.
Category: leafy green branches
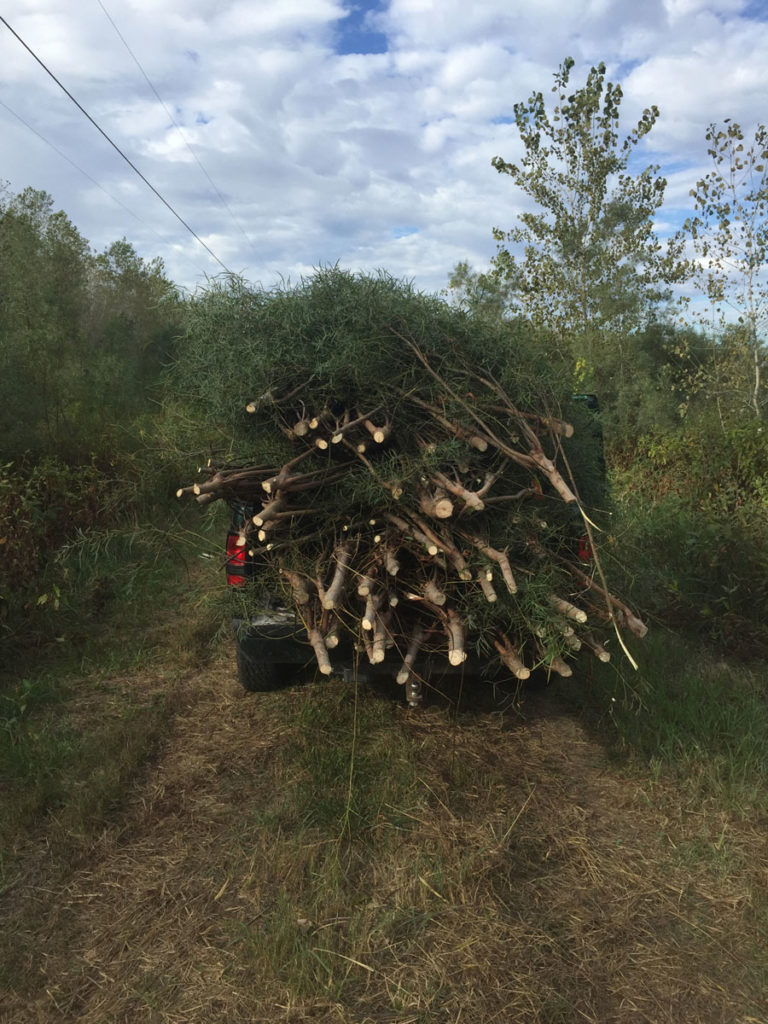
[0,186,180,460]
[488,57,668,356]
[678,122,768,419]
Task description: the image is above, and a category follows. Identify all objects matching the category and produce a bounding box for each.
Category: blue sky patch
[615,58,641,79]
[336,1,388,55]
[392,225,418,239]
[742,0,768,21]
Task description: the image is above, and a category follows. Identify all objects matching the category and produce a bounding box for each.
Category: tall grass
[564,629,768,813]
[0,675,172,848]
[222,668,768,1021]
[0,441,218,670]
[609,420,768,652]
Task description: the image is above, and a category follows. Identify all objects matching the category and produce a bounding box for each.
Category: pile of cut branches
[175,269,645,688]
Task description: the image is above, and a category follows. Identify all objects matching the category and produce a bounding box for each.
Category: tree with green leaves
[0,185,180,460]
[0,186,89,455]
[484,58,677,388]
[678,121,768,421]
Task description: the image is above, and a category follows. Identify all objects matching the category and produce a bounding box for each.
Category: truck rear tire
[236,644,292,692]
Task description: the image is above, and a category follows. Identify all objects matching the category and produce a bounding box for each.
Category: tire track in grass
[1,661,766,1023]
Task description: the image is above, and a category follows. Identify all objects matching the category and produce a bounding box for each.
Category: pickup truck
[225,500,478,705]
[224,392,603,705]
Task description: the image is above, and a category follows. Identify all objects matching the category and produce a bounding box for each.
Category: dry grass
[2,650,766,1024]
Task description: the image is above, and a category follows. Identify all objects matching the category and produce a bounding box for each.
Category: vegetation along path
[2,615,767,1023]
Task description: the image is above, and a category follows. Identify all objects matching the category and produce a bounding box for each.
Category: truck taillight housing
[577,534,593,563]
[226,531,248,587]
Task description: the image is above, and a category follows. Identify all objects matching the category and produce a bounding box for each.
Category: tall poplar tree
[488,58,675,386]
[678,121,768,420]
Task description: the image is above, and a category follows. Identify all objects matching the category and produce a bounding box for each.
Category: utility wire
[97,0,252,247]
[0,12,232,274]
[0,96,208,279]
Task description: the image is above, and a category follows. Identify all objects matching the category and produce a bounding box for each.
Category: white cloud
[1,0,766,294]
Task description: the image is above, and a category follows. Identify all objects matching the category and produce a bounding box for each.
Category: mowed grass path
[1,631,767,1023]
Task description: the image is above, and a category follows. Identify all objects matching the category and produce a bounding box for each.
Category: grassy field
[1,562,767,1023]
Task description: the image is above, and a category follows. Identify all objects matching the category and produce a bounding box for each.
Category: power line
[0,97,139,219]
[0,12,232,274]
[0,96,209,279]
[97,0,253,247]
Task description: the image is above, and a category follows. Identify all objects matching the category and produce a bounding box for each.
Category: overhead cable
[0,96,208,279]
[97,0,252,247]
[0,12,232,274]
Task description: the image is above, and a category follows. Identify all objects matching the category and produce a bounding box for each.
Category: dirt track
[2,651,765,1024]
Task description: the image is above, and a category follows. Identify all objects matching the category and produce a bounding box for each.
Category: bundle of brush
[175,268,646,683]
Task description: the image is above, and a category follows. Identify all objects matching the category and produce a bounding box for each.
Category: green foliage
[0,449,194,663]
[446,260,517,322]
[575,632,768,811]
[677,122,768,419]
[489,58,674,359]
[174,266,564,447]
[0,185,181,461]
[0,184,188,663]
[447,59,686,448]
[170,267,616,673]
[611,420,768,650]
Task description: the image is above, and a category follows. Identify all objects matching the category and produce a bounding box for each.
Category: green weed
[571,630,768,812]
[0,677,172,849]
[289,681,421,839]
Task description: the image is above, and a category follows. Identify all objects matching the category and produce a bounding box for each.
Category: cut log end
[422,580,447,606]
[548,656,573,678]
[425,497,454,519]
[323,542,352,610]
[549,595,588,624]
[477,571,498,603]
[494,636,530,680]
[308,627,333,675]
[445,608,466,667]
[625,613,649,639]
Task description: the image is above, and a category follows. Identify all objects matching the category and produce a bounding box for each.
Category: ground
[1,641,766,1023]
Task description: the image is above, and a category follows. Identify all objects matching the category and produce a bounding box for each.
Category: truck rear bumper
[232,615,496,685]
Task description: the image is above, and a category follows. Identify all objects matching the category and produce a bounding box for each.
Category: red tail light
[577,535,593,562]
[226,531,248,587]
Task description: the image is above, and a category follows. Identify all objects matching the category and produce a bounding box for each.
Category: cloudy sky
[1,0,767,294]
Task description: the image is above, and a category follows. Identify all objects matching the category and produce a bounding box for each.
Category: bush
[611,421,768,652]
[0,448,190,663]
